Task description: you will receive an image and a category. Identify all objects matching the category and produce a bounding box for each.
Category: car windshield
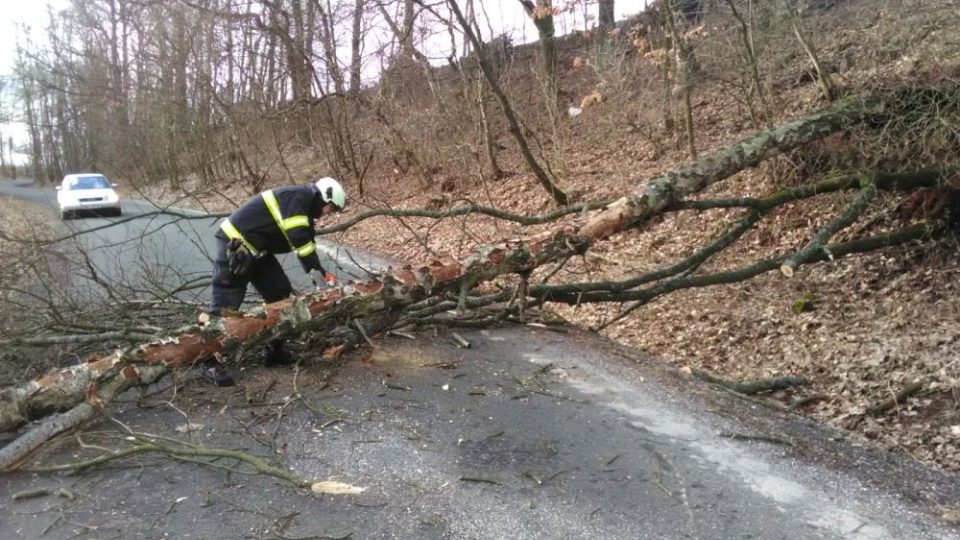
[67,175,111,190]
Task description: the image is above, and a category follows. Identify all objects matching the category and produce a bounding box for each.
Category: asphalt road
[1,179,959,539]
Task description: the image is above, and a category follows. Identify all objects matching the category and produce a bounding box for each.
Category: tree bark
[349,0,365,94]
[599,0,615,31]
[518,0,558,103]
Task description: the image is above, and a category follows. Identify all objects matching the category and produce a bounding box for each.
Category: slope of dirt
[118,0,960,474]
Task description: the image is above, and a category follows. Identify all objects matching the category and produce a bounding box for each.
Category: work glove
[309,270,338,289]
[226,239,253,277]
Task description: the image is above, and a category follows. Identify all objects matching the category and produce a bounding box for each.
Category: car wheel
[60,210,72,220]
[114,208,122,217]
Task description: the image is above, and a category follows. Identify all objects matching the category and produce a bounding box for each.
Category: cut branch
[1,330,159,347]
[536,222,944,305]
[0,364,169,470]
[781,175,878,277]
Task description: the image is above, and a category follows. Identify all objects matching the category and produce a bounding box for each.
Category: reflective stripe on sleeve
[219,219,261,257]
[295,241,317,257]
[283,215,310,230]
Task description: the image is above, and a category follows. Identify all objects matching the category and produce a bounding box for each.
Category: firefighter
[203,177,347,386]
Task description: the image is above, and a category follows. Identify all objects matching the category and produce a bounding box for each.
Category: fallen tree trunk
[0,95,876,469]
[0,364,169,471]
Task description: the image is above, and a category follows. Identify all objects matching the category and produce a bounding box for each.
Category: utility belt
[220,219,261,277]
[220,218,264,258]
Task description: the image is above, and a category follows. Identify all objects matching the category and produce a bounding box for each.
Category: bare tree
[443,0,568,205]
[350,0,366,94]
[518,0,558,104]
[784,0,837,101]
[663,0,701,159]
[599,0,616,30]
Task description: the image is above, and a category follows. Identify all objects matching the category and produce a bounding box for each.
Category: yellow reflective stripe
[262,190,284,228]
[295,242,316,257]
[262,190,308,256]
[283,215,309,230]
[263,190,308,230]
[219,219,260,256]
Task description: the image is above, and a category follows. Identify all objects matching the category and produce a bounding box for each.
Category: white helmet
[313,177,346,210]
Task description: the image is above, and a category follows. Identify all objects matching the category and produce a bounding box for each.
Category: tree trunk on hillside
[20,76,44,183]
[663,0,701,160]
[377,1,429,64]
[0,95,880,469]
[350,0,365,94]
[599,0,615,31]
[724,0,771,128]
[316,2,345,95]
[518,0,558,106]
[288,0,314,103]
[784,0,836,102]
[444,0,568,206]
[463,5,504,180]
[478,76,504,181]
[401,0,417,61]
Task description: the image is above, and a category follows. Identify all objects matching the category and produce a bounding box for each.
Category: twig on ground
[788,394,828,412]
[460,475,502,485]
[13,488,50,500]
[353,320,377,348]
[719,431,795,446]
[865,380,926,416]
[692,369,808,395]
[450,332,471,348]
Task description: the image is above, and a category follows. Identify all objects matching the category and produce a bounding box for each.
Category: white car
[56,173,122,219]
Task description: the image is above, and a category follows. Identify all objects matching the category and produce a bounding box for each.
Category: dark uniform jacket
[218,185,326,275]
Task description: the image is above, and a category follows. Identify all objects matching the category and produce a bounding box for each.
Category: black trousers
[210,234,293,313]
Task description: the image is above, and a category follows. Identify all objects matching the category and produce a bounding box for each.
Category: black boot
[201,359,235,386]
[264,341,295,367]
